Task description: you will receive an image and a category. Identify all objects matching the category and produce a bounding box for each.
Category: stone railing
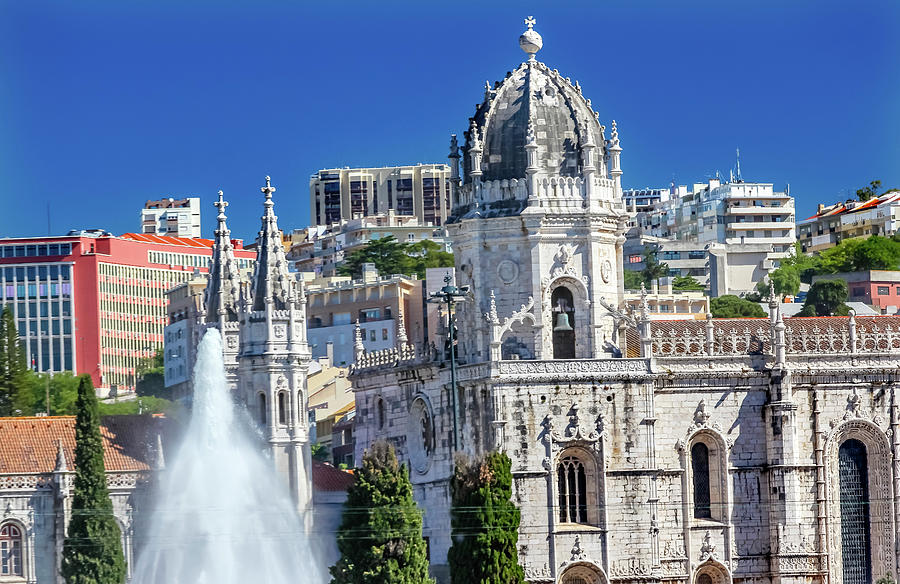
[496,358,651,379]
[350,344,431,374]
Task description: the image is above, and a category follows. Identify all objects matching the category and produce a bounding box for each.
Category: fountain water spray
[132,329,324,583]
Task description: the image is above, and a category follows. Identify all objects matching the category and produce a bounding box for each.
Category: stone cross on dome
[519,16,543,60]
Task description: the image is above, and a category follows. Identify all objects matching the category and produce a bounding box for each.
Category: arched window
[376,398,386,430]
[697,574,713,584]
[839,438,871,584]
[552,287,576,359]
[0,523,23,577]
[692,442,712,519]
[258,393,267,425]
[558,455,588,523]
[277,392,287,426]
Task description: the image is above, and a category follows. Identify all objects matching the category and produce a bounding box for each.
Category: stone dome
[461,50,609,184]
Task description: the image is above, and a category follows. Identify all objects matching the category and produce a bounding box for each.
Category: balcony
[726,205,793,215]
[728,222,790,231]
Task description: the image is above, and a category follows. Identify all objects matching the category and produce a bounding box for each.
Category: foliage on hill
[796,280,850,317]
[330,440,434,584]
[448,451,524,584]
[641,244,669,287]
[61,376,127,584]
[761,235,900,300]
[337,236,454,280]
[672,275,704,291]
[710,295,767,318]
[136,350,167,398]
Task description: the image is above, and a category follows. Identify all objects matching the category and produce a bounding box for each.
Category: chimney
[362,263,378,282]
[325,342,334,367]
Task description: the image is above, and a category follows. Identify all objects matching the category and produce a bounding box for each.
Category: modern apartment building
[288,212,450,277]
[309,164,453,227]
[0,232,254,393]
[141,197,202,238]
[796,191,900,252]
[625,179,796,295]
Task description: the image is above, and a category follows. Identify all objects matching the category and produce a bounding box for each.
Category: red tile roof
[120,233,215,248]
[312,460,355,492]
[0,415,164,474]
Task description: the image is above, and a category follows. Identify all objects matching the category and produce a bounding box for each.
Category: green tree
[13,371,81,416]
[97,396,174,416]
[0,305,26,416]
[338,236,414,280]
[61,376,127,584]
[311,442,330,462]
[853,235,900,270]
[710,295,767,318]
[672,275,704,291]
[798,280,850,317]
[135,350,166,398]
[756,268,801,298]
[448,452,524,584]
[330,440,433,584]
[857,179,882,202]
[641,245,669,287]
[406,239,455,280]
[623,270,645,290]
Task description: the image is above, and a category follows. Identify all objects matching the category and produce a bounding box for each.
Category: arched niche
[543,275,590,359]
[558,561,607,584]
[824,419,895,582]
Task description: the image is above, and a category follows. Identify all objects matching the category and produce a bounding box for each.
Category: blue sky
[1,0,898,241]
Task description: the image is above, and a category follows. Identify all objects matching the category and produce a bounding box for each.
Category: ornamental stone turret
[447,17,629,363]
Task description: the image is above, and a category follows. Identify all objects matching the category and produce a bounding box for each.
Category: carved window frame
[824,419,894,583]
[692,558,731,584]
[0,520,25,580]
[681,430,730,525]
[553,446,602,527]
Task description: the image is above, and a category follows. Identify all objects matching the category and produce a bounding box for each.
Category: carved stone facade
[351,18,900,584]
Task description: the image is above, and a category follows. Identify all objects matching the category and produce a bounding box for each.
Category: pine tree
[61,376,126,584]
[0,305,26,416]
[330,440,434,584]
[448,451,524,584]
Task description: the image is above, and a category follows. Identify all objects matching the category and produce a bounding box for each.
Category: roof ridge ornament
[519,16,542,61]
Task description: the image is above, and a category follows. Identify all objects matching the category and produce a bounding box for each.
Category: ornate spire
[639,282,650,321]
[54,439,67,472]
[449,134,459,159]
[205,190,242,323]
[250,176,293,311]
[519,16,542,61]
[610,120,621,150]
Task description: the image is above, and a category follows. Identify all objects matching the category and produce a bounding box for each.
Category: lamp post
[427,273,468,451]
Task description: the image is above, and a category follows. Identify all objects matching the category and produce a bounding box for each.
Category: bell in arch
[554,312,573,332]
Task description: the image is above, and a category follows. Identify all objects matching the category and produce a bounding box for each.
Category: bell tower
[447,17,628,363]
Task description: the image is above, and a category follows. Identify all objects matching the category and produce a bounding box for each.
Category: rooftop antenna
[735,148,742,182]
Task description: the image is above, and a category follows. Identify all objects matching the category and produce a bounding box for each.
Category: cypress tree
[61,376,126,584]
[0,305,26,416]
[330,440,434,584]
[448,451,525,584]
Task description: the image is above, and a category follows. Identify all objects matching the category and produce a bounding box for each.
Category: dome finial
[519,16,542,61]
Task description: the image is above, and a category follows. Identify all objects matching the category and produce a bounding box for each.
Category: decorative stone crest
[829,387,884,429]
[570,535,586,561]
[543,403,603,445]
[699,530,717,562]
[676,400,732,451]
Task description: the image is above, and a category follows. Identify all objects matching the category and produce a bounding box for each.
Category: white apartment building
[626,178,796,296]
[309,164,452,227]
[141,197,202,238]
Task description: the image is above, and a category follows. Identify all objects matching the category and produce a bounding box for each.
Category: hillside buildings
[141,197,202,238]
[350,18,900,584]
[288,212,449,277]
[624,179,796,296]
[0,232,254,393]
[812,270,900,313]
[309,165,453,227]
[796,190,900,252]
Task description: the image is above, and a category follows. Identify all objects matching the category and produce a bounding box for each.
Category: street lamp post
[427,274,468,451]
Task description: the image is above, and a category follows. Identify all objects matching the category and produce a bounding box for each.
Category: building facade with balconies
[796,191,900,253]
[141,197,202,238]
